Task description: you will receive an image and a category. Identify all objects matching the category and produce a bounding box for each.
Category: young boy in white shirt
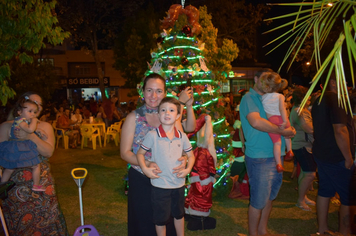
[137,97,195,236]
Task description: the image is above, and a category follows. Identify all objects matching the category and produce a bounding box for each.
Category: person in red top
[89,98,98,116]
[102,95,119,129]
[57,108,79,148]
[82,106,91,119]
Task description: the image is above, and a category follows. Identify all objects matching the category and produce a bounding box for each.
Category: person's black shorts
[293,147,317,172]
[151,186,185,225]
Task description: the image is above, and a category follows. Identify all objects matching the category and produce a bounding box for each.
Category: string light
[166,55,203,60]
[157,45,201,56]
[165,80,213,86]
[213,117,226,125]
[192,98,218,109]
[165,36,195,41]
[213,167,228,188]
[194,90,217,95]
[163,69,206,75]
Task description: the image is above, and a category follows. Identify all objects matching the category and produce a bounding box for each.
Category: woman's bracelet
[179,101,186,105]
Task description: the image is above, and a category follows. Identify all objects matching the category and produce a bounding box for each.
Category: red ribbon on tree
[161,4,202,36]
[193,84,205,95]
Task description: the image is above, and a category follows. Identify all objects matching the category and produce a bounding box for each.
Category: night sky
[180,0,300,75]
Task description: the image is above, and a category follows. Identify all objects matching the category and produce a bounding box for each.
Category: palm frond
[264,12,314,33]
[265,0,356,112]
[299,33,345,110]
[344,20,356,88]
[284,22,315,72]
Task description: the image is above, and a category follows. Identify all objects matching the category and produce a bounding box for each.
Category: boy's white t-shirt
[140,125,192,189]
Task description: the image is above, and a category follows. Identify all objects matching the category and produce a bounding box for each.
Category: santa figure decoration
[185,114,217,230]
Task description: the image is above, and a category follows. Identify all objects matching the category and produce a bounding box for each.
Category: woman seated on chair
[55,105,64,121]
[71,108,83,128]
[82,106,91,120]
[57,107,80,148]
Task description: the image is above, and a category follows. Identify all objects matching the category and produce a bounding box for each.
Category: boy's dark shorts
[151,186,185,226]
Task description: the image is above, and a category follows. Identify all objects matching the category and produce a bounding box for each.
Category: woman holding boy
[120,73,196,236]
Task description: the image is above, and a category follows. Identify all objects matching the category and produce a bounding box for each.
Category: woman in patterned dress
[0,92,68,236]
[120,73,196,236]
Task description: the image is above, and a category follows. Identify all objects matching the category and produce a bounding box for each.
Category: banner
[67,77,110,88]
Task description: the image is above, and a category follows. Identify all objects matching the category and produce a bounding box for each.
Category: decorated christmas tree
[138,3,239,189]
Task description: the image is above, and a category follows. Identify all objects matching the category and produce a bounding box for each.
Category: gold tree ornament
[265,0,356,114]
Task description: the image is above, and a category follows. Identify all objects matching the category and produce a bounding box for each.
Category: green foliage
[0,0,69,105]
[57,0,121,49]
[113,3,161,88]
[202,0,270,62]
[0,65,12,105]
[199,6,239,81]
[8,60,61,102]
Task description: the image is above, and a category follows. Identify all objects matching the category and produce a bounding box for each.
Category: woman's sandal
[305,199,316,206]
[32,185,46,192]
[296,203,312,211]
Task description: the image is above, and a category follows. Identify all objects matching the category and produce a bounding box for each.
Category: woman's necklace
[136,105,158,116]
[142,105,159,128]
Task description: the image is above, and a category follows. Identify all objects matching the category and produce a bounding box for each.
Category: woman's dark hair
[21,91,39,97]
[158,97,181,114]
[12,96,39,118]
[142,73,166,92]
[292,86,308,106]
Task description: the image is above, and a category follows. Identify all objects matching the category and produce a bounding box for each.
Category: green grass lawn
[50,143,340,236]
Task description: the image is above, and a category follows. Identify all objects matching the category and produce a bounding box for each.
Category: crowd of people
[0,69,355,236]
[238,69,355,236]
[35,96,132,148]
